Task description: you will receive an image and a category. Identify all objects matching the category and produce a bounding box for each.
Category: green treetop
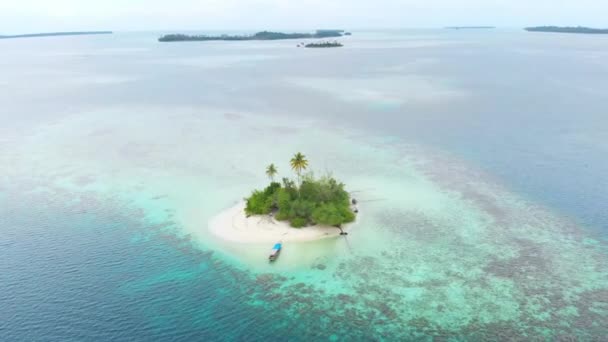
[290,152,308,182]
[266,163,278,182]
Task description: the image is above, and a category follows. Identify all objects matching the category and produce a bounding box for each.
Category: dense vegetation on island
[525,26,608,34]
[0,31,112,39]
[158,30,345,42]
[304,41,343,48]
[245,153,356,228]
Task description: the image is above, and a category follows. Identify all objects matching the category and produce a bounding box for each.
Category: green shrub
[300,180,320,201]
[311,203,342,226]
[275,210,289,221]
[246,174,355,228]
[290,217,308,228]
[289,199,315,219]
[245,190,271,215]
[245,182,281,216]
[276,188,292,208]
[312,200,356,226]
[281,178,298,197]
[338,204,356,223]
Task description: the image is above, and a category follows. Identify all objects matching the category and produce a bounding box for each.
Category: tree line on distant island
[158,30,346,42]
[0,31,112,39]
[302,41,343,48]
[442,26,608,34]
[525,26,608,34]
[245,153,356,228]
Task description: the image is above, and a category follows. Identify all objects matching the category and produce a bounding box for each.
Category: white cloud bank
[1,0,607,33]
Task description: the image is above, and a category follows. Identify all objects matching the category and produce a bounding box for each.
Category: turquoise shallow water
[1,30,607,340]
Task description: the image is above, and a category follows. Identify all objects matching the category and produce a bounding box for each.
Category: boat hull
[269,243,282,261]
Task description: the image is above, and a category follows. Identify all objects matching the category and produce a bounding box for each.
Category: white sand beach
[208,201,352,243]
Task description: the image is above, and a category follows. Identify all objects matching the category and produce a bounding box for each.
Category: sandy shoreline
[208,201,352,243]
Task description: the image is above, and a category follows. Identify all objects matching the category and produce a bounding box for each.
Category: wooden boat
[269,242,282,262]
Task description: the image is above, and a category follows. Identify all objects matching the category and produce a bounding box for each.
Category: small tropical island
[158,30,345,42]
[0,31,112,39]
[208,153,358,244]
[525,26,608,34]
[302,41,343,48]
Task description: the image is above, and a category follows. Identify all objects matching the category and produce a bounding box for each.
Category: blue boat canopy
[273,243,282,249]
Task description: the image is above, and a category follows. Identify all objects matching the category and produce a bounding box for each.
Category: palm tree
[266,163,278,182]
[290,152,308,184]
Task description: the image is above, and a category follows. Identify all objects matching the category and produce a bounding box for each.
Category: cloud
[1,0,607,32]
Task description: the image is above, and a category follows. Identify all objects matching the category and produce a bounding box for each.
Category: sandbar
[208,201,352,243]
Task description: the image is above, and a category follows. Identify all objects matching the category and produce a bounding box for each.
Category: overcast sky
[1,0,607,33]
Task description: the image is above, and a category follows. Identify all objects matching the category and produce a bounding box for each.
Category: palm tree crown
[266,163,278,182]
[290,152,308,176]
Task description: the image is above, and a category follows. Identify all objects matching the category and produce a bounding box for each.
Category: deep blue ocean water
[1,30,607,340]
[0,187,398,340]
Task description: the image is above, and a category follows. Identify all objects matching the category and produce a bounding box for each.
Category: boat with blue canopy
[269,242,282,261]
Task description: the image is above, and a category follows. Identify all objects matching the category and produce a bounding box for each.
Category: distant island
[209,153,358,244]
[525,26,608,34]
[303,41,343,48]
[0,31,112,39]
[158,30,345,42]
[445,26,495,30]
